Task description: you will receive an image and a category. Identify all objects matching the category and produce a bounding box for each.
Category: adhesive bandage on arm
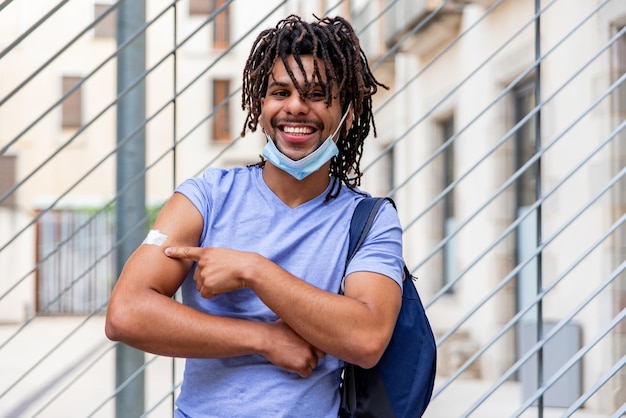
[143,229,168,246]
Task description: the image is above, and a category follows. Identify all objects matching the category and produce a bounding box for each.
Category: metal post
[115,1,146,417]
[533,0,544,415]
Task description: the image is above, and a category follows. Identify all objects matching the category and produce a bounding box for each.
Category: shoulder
[358,197,401,235]
[177,166,257,194]
[199,166,258,185]
[174,166,259,215]
[344,196,404,287]
[349,193,399,220]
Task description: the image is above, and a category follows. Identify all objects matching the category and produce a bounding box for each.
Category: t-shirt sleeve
[344,199,405,289]
[173,172,217,245]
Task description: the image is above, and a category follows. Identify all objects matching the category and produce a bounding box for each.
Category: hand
[165,246,253,298]
[262,320,326,378]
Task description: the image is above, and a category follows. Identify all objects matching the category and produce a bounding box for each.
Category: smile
[282,126,315,135]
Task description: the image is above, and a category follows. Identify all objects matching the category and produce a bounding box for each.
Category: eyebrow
[267,79,323,91]
[267,80,290,90]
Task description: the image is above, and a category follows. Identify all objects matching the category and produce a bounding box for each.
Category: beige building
[0,0,623,416]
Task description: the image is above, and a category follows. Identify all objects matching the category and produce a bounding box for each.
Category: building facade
[0,0,623,416]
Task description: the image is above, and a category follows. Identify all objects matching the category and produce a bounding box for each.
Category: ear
[346,106,354,128]
[259,98,267,132]
[343,104,354,136]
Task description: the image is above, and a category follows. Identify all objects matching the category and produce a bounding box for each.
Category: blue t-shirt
[174,166,403,418]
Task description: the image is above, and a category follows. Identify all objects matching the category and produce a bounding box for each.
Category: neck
[262,161,331,208]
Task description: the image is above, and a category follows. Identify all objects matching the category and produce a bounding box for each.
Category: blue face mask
[262,106,351,181]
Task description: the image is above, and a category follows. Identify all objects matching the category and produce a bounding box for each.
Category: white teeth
[283,126,313,135]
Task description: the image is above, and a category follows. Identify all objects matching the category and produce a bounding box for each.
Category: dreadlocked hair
[241,14,388,200]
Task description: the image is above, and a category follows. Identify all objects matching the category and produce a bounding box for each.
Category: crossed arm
[105,192,401,377]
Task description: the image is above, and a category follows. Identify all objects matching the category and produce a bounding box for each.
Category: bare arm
[105,193,324,377]
[165,245,402,369]
[247,259,402,368]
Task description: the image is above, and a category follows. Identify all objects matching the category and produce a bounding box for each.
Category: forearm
[243,254,400,368]
[106,285,323,376]
[106,288,266,359]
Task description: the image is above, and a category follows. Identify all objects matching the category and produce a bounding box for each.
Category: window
[515,82,538,209]
[94,3,116,38]
[189,0,211,15]
[188,0,230,48]
[212,79,231,141]
[212,0,230,49]
[439,116,456,291]
[0,155,17,208]
[513,80,539,320]
[62,76,82,128]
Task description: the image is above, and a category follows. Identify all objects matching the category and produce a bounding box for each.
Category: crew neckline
[253,166,336,210]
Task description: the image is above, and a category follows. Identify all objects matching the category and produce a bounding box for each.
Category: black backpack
[339,197,437,418]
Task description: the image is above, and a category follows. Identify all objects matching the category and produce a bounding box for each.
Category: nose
[284,93,309,116]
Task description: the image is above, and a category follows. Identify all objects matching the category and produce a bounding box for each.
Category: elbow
[104,317,121,342]
[105,301,132,342]
[351,334,391,369]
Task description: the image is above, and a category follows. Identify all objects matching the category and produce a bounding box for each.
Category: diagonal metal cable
[608,397,626,418]
[0,0,284,367]
[432,209,626,399]
[0,1,122,112]
[86,347,161,418]
[0,1,622,415]
[354,0,399,40]
[405,31,626,275]
[368,0,455,73]
[425,129,626,358]
[0,105,244,350]
[0,0,176,158]
[323,0,347,16]
[30,343,117,417]
[0,3,271,314]
[0,0,15,13]
[0,0,281,252]
[364,0,531,173]
[424,106,626,305]
[364,0,612,177]
[0,0,280,206]
[514,312,626,416]
[460,259,626,417]
[0,0,72,61]
[139,379,183,418]
[425,125,626,399]
[0,73,248,350]
[561,356,625,417]
[0,0,233,156]
[425,121,626,345]
[0,303,107,400]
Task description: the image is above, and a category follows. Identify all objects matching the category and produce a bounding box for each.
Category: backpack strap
[347,197,386,262]
[341,197,389,294]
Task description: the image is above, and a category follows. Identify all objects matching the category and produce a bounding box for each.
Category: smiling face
[259,55,345,162]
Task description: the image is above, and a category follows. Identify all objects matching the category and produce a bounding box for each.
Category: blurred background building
[0,0,624,417]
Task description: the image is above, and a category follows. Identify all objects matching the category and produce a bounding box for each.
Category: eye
[308,90,325,101]
[270,90,289,98]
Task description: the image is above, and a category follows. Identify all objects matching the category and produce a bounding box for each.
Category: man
[105,15,404,417]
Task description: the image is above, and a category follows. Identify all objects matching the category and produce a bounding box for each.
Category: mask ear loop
[331,103,352,142]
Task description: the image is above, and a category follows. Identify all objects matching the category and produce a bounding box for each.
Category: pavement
[0,316,618,418]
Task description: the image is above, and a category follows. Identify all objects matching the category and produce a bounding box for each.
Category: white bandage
[143,229,168,246]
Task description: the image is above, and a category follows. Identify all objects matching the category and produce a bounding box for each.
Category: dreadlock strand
[241,14,388,196]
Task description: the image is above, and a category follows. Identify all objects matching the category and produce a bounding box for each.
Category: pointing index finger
[165,246,203,261]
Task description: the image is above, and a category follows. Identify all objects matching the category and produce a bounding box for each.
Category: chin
[280,146,316,161]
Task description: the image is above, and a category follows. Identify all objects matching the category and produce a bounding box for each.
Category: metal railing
[0,0,623,416]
